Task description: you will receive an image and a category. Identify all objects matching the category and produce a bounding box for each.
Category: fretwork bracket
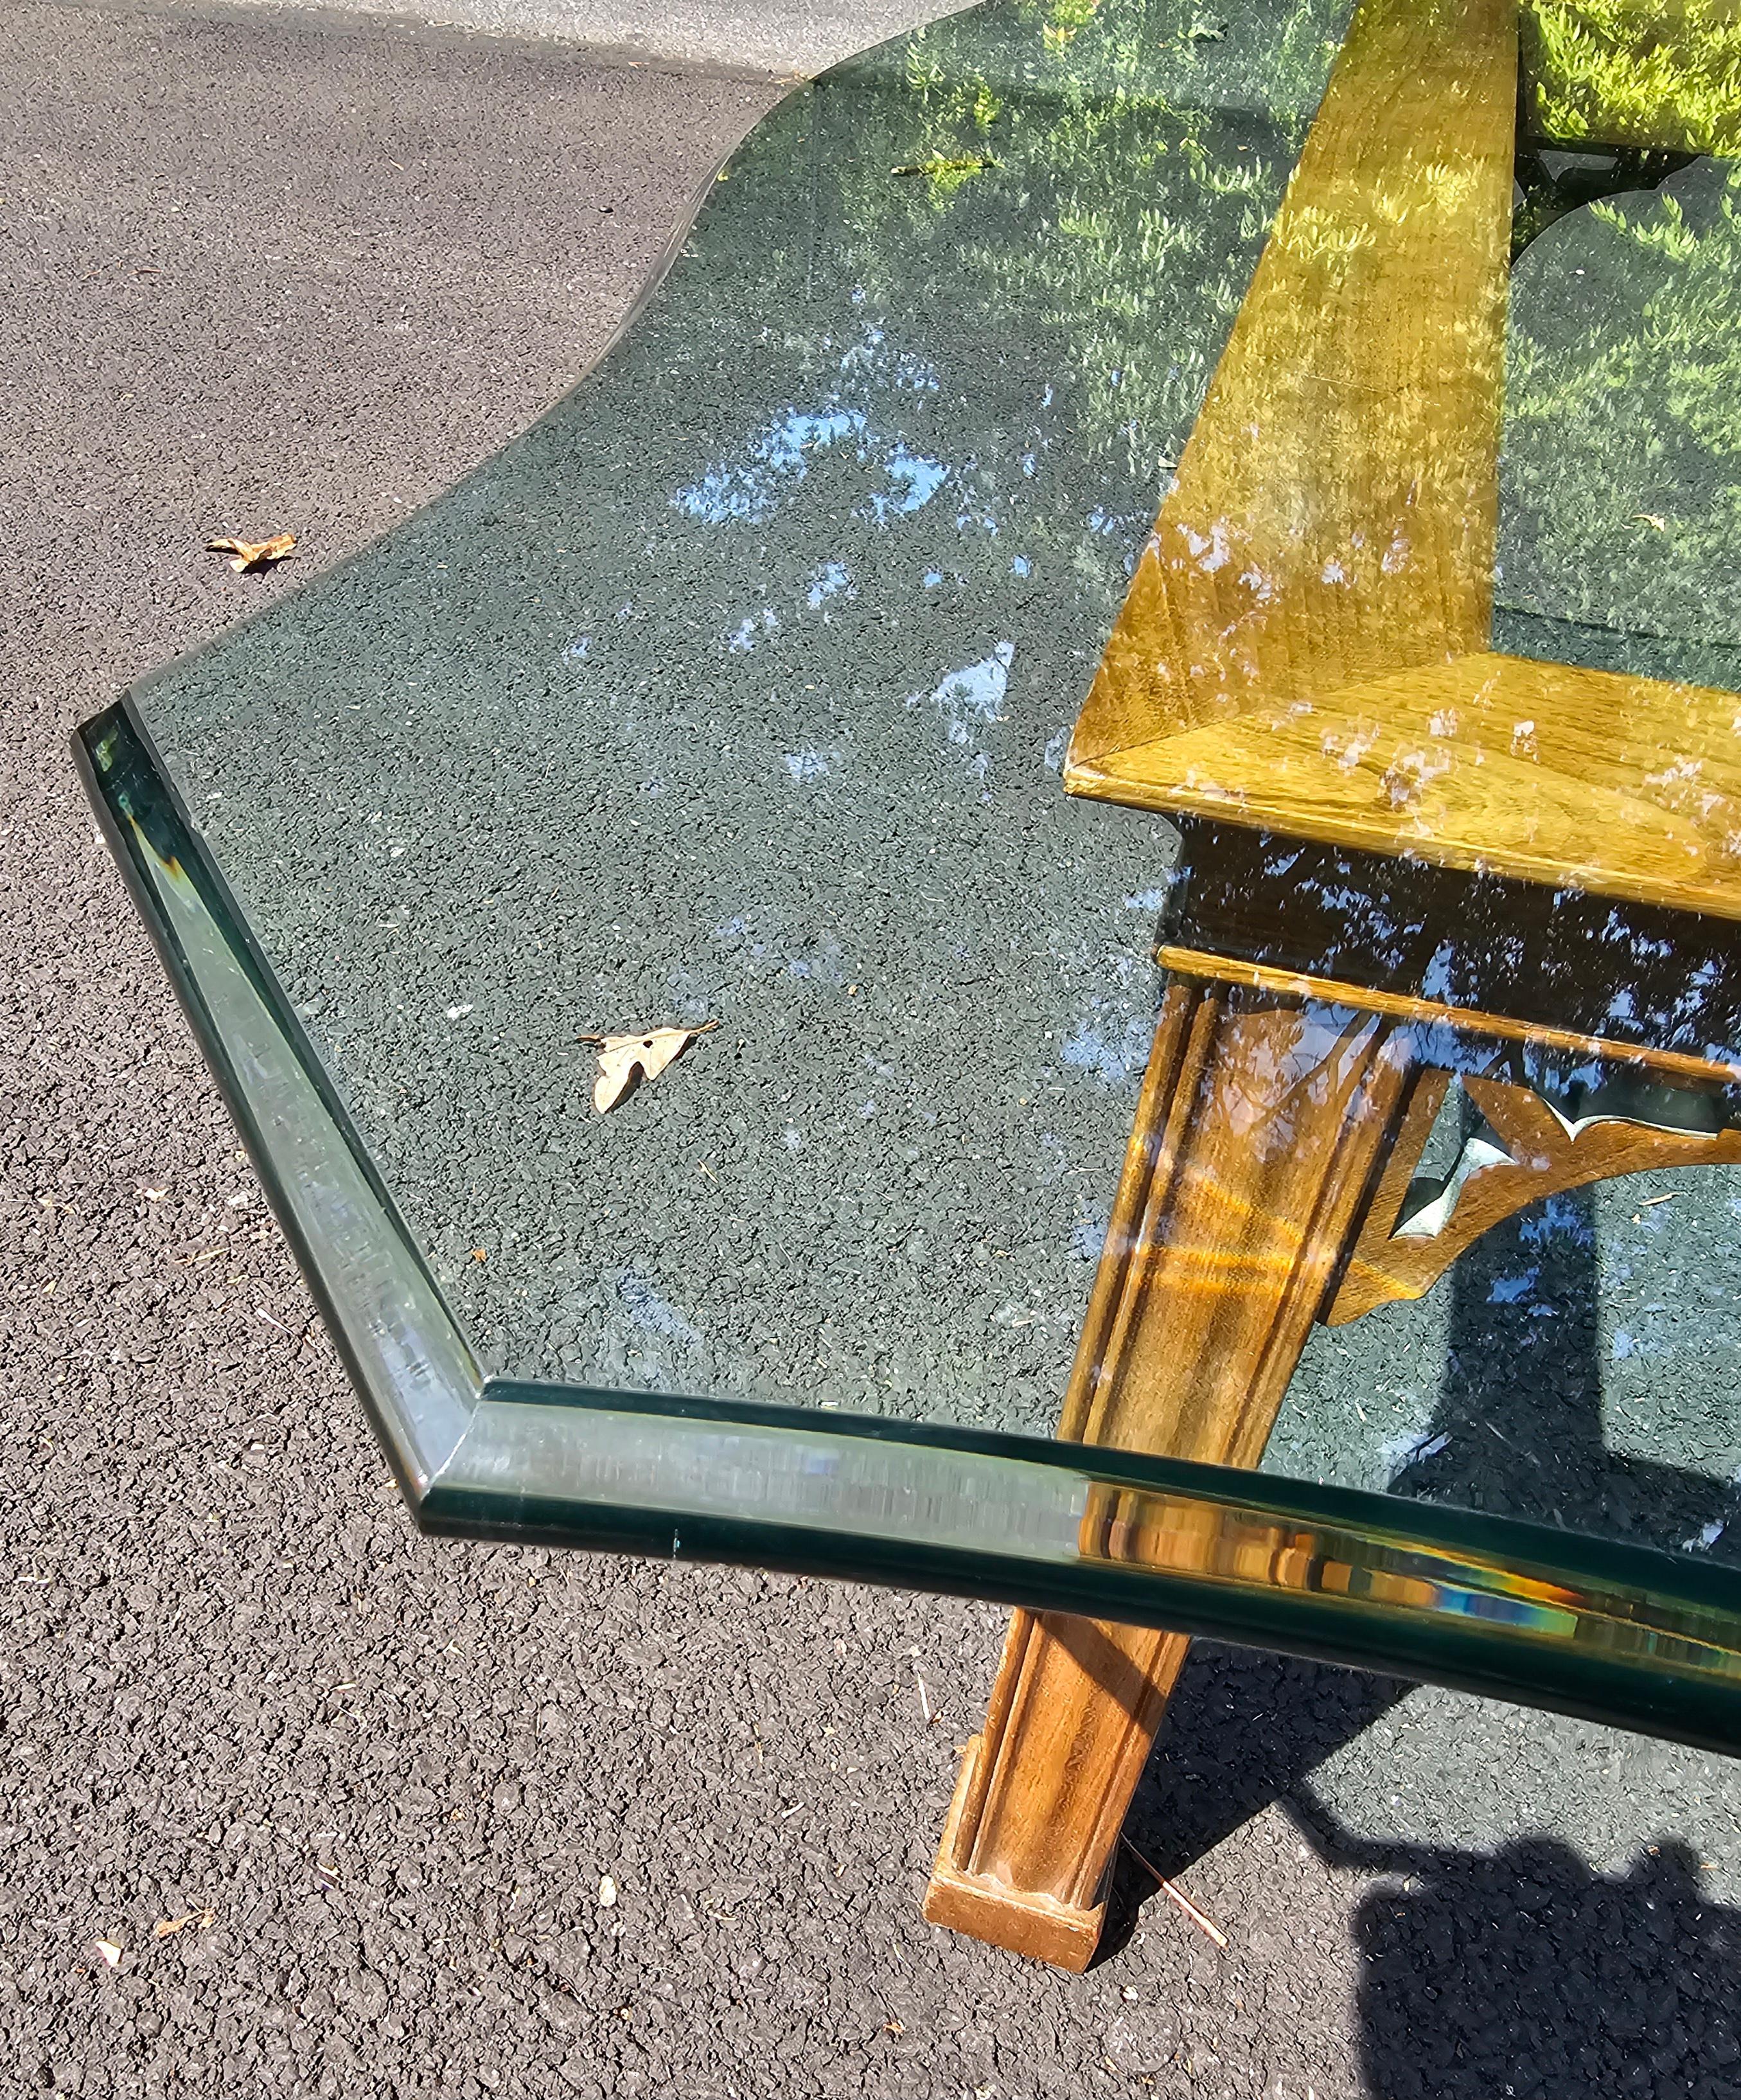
[1145,944,1741,1328]
[1327,1066,1741,1326]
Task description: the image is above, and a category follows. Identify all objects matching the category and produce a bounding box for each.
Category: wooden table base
[923,0,1741,1977]
[924,965,1741,1967]
[926,1615,1190,1969]
[924,977,1425,1965]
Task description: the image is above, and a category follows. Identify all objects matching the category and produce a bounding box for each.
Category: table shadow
[1389,1179,1741,1570]
[1294,1790,1741,2099]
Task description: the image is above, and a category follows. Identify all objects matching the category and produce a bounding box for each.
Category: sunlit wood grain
[1067,0,1741,922]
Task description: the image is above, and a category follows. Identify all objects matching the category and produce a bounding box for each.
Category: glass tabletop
[78,0,1741,1749]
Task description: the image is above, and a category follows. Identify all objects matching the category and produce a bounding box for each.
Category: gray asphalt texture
[161,0,965,79]
[6,4,1741,2097]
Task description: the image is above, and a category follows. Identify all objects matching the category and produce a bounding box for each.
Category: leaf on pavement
[205,531,297,573]
[579,1020,717,1114]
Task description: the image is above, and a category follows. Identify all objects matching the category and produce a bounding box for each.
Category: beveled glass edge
[435,1384,1741,1756]
[75,698,1741,1757]
[75,700,482,1496]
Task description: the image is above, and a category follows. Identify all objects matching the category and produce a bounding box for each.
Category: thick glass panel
[81,0,1741,1743]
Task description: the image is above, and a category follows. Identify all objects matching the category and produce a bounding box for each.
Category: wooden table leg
[924,975,1426,1967]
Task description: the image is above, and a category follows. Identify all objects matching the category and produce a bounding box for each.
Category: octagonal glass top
[79,0,1741,1747]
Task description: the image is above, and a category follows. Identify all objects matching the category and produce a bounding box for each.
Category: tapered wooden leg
[924,977,1424,1967]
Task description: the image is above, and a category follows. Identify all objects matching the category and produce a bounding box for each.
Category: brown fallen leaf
[579,1020,717,1114]
[153,1910,215,1939]
[205,531,297,573]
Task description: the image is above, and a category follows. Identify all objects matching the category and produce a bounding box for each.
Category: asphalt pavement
[4,4,1740,2096]
[114,0,961,76]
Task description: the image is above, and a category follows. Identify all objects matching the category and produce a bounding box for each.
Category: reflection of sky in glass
[675,405,870,522]
[908,641,1012,739]
[675,403,947,527]
[807,560,852,609]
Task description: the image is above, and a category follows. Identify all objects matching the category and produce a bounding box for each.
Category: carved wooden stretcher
[925,0,1741,1968]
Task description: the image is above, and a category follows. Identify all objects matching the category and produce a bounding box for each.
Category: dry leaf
[205,531,297,573]
[93,1939,123,1967]
[579,1020,716,1113]
[153,1910,215,1939]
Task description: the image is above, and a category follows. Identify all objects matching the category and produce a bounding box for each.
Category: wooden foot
[926,1614,1189,1968]
[924,979,1423,1964]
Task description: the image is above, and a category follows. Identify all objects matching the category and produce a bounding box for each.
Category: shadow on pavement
[1393,1178,1741,1569]
[1097,1645,1415,1959]
[1294,1790,1741,2099]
